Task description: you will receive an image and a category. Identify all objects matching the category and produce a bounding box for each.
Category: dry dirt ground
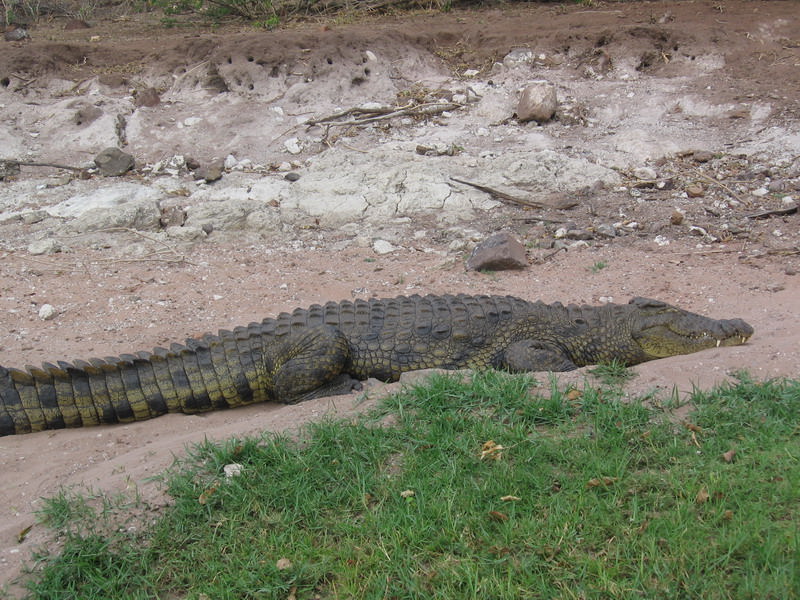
[1,1,799,594]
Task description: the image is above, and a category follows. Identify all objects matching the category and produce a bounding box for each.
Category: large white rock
[47,183,162,232]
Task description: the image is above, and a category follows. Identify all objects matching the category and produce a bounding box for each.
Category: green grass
[588,260,608,273]
[20,372,800,599]
[589,359,636,386]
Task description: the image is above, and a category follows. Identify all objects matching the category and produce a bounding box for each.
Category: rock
[767,180,787,192]
[686,184,704,198]
[185,199,263,231]
[194,160,224,183]
[565,229,593,241]
[466,232,527,271]
[284,138,303,155]
[516,81,557,123]
[27,239,62,255]
[372,239,396,255]
[38,304,57,320]
[47,183,162,232]
[416,144,457,156]
[284,172,301,182]
[670,210,685,225]
[633,166,657,180]
[224,155,239,170]
[595,223,617,238]
[503,48,534,68]
[135,87,161,108]
[73,105,103,127]
[4,27,29,41]
[0,160,21,179]
[21,210,49,225]
[692,150,714,163]
[94,147,135,176]
[160,206,186,228]
[165,225,206,241]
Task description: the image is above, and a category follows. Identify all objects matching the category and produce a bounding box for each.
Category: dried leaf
[684,422,702,433]
[488,510,509,522]
[198,482,219,505]
[287,586,298,600]
[276,558,293,570]
[566,388,582,401]
[722,509,734,521]
[722,449,736,463]
[480,440,504,460]
[691,431,701,448]
[586,476,619,488]
[400,489,415,499]
[695,488,710,504]
[500,495,521,502]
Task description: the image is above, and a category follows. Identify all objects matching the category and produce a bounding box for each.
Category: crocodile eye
[574,318,586,326]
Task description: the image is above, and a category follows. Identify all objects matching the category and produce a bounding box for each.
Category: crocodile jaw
[632,318,754,359]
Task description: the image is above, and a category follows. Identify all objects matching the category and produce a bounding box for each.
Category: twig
[692,169,751,207]
[449,177,548,210]
[511,215,568,224]
[537,247,566,262]
[59,227,197,266]
[307,101,461,127]
[745,204,797,219]
[3,159,87,173]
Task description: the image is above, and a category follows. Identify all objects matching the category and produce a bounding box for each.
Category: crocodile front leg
[501,340,579,372]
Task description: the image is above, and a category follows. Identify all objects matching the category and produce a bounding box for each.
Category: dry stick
[5,160,86,173]
[308,102,461,127]
[449,177,549,210]
[56,227,197,266]
[745,205,798,219]
[692,169,752,207]
[98,227,196,264]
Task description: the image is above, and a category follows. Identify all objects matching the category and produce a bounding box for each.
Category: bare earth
[1,1,799,594]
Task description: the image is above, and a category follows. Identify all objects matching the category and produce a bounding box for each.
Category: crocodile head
[627,297,754,361]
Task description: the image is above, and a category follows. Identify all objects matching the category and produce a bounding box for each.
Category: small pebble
[633,166,657,180]
[38,304,57,320]
[692,150,714,163]
[670,210,684,225]
[372,239,396,255]
[686,184,704,198]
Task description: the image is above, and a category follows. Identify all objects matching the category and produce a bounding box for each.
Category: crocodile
[0,294,753,436]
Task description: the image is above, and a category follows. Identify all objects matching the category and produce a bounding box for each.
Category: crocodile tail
[0,328,272,436]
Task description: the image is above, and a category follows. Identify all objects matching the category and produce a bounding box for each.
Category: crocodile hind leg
[271,325,361,403]
[502,340,579,372]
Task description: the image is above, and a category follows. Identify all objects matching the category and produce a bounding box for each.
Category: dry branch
[307,101,461,127]
[449,177,549,210]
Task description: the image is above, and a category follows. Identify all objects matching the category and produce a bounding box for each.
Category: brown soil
[1,2,799,595]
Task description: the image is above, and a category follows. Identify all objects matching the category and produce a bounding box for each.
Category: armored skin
[0,294,753,436]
